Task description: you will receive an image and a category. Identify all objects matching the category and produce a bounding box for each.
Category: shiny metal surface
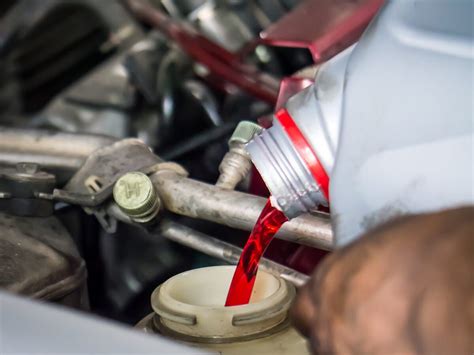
[159,220,309,286]
[0,128,116,182]
[152,170,333,250]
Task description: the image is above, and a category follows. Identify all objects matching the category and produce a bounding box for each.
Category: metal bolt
[228,121,263,147]
[113,172,160,223]
[216,121,263,190]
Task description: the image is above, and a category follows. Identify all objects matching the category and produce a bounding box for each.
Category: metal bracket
[37,138,188,232]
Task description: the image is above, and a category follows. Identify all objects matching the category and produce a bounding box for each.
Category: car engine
[0,0,472,353]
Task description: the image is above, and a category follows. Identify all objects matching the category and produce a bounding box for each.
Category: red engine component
[258,0,384,63]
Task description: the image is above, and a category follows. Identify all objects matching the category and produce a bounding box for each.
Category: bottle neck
[247,46,354,218]
[246,115,328,219]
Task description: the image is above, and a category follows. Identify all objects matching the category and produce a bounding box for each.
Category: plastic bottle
[247,0,473,246]
[136,266,310,355]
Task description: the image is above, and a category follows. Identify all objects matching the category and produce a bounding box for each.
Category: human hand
[291,207,474,355]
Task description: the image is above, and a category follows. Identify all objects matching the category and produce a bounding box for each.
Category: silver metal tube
[216,148,252,190]
[152,171,333,250]
[160,220,309,287]
[0,128,116,172]
[107,206,309,285]
[0,128,332,250]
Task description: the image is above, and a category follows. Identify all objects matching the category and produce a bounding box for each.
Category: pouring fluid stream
[225,198,288,306]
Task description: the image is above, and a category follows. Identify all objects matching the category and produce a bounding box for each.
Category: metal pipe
[0,128,333,250]
[0,128,116,181]
[107,205,309,285]
[159,220,309,287]
[152,171,333,250]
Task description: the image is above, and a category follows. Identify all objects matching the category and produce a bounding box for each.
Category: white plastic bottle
[247,0,473,246]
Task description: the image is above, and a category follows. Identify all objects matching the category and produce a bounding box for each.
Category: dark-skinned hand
[291,207,474,355]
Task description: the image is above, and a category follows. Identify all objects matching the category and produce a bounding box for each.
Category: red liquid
[225,199,288,306]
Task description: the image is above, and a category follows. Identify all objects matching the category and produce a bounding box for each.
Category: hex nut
[228,121,263,146]
[113,172,159,223]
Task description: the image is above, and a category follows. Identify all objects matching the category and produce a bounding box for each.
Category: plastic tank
[247,0,473,246]
[136,266,310,355]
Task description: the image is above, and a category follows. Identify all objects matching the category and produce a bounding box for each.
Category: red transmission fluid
[225,198,288,306]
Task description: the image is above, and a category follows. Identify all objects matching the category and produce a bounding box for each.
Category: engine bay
[0,1,472,354]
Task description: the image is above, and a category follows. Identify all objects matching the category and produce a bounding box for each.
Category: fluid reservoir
[136,266,310,355]
[247,0,474,246]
